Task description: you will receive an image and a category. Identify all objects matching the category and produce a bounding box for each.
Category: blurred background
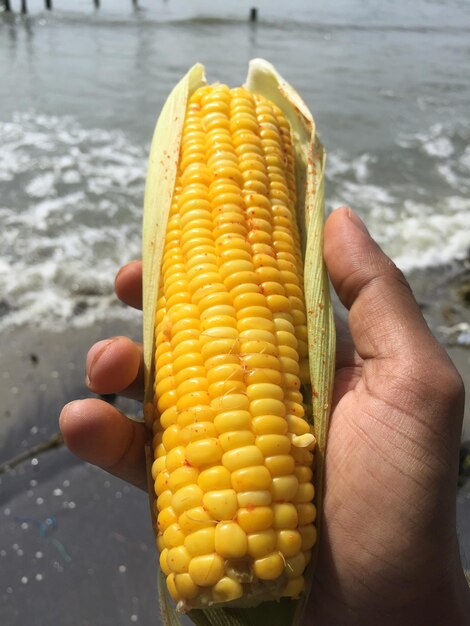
[1,1,469,624]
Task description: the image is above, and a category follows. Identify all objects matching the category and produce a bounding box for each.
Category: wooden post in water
[94,0,100,8]
[45,0,52,9]
[21,0,27,14]
[250,7,258,22]
[3,0,11,12]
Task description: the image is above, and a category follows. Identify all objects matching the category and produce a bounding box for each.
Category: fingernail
[86,338,116,385]
[347,207,369,234]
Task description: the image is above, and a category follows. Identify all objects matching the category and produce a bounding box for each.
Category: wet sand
[0,320,163,626]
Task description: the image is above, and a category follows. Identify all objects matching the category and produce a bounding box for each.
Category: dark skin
[60,207,470,625]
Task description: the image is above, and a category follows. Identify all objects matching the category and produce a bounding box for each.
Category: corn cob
[142,60,334,621]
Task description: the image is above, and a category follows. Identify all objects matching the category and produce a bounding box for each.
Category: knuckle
[398,351,464,408]
[384,260,413,295]
[434,362,465,404]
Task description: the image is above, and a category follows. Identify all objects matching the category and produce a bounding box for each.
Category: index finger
[115,260,143,310]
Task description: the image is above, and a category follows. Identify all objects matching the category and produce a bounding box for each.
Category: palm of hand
[309,316,463,622]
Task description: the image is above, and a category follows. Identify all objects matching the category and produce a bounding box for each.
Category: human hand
[59,207,469,625]
[308,208,469,624]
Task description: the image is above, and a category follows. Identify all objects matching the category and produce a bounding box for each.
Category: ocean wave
[327,118,470,272]
[0,112,145,331]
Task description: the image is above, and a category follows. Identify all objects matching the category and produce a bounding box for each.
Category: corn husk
[142,59,335,626]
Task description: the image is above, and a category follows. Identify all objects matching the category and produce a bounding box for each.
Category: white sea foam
[327,119,470,273]
[25,173,57,199]
[422,136,455,158]
[0,112,146,331]
[389,211,470,271]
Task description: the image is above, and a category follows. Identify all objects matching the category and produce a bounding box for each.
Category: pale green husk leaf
[142,59,335,626]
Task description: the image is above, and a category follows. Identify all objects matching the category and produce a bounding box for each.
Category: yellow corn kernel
[168,465,200,492]
[185,438,223,467]
[237,491,272,508]
[162,425,181,451]
[249,398,286,418]
[157,507,178,533]
[197,465,232,492]
[253,553,284,580]
[282,576,304,598]
[222,445,264,472]
[165,446,186,472]
[219,430,255,451]
[160,548,171,576]
[276,529,302,557]
[294,465,313,484]
[210,394,249,413]
[174,573,199,600]
[299,524,317,550]
[214,522,248,559]
[178,507,213,533]
[172,484,204,515]
[184,527,216,556]
[177,406,216,428]
[167,545,191,574]
[270,476,299,502]
[202,489,238,521]
[166,573,180,602]
[163,523,185,549]
[156,489,173,512]
[237,506,273,533]
[151,456,167,479]
[272,503,298,530]
[154,470,170,497]
[286,414,310,435]
[265,455,296,477]
[285,552,306,579]
[256,434,291,456]
[156,534,165,553]
[291,447,314,465]
[247,530,276,558]
[246,383,283,401]
[181,421,218,443]
[294,483,315,504]
[251,415,288,436]
[212,577,243,603]
[291,433,316,450]
[154,442,166,459]
[231,466,272,492]
[296,503,317,526]
[213,410,252,433]
[188,554,225,587]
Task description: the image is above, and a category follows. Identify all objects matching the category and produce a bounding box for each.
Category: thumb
[324,205,464,449]
[324,206,441,363]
